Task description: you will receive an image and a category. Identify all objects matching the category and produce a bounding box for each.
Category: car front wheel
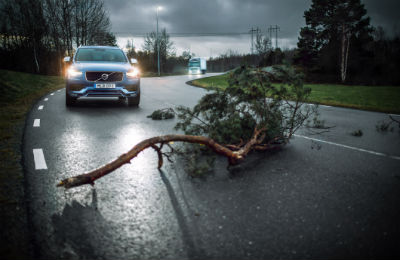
[127,93,140,107]
[66,92,76,106]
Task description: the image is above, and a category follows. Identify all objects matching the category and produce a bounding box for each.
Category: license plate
[96,83,115,88]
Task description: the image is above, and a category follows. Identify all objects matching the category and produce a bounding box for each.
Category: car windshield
[75,48,127,62]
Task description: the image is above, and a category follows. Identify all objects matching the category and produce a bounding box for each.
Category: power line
[113,32,251,37]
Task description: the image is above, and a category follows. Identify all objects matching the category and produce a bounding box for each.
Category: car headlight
[67,67,82,78]
[127,68,139,78]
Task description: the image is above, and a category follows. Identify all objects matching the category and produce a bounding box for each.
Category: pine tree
[297,0,372,82]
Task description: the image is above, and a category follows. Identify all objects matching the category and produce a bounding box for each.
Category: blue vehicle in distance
[63,46,140,107]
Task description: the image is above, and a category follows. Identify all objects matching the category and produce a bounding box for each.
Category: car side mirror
[130,58,138,64]
[63,56,71,63]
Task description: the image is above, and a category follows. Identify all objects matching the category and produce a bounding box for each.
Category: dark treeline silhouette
[295,27,400,85]
[207,48,294,72]
[295,0,400,85]
[0,0,116,75]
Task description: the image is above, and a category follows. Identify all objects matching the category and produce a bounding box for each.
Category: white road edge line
[44,98,49,101]
[33,149,48,170]
[38,105,44,110]
[33,119,40,127]
[294,134,400,161]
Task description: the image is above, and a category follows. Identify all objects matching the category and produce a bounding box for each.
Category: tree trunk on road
[57,129,279,189]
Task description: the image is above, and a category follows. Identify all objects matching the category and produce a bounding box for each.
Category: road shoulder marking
[294,134,400,160]
[33,149,48,170]
[33,119,40,127]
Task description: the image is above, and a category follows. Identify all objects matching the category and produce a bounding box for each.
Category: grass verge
[0,69,64,259]
[190,73,400,114]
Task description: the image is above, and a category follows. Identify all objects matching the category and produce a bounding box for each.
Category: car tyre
[127,94,140,107]
[66,93,76,106]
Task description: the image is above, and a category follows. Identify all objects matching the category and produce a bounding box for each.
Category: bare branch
[151,144,163,169]
[57,135,245,189]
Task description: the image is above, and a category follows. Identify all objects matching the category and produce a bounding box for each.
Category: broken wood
[57,130,276,189]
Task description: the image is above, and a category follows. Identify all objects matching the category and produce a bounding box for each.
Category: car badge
[101,73,109,80]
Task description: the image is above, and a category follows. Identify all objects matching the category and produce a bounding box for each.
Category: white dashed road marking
[294,134,400,160]
[38,105,44,110]
[44,98,49,101]
[51,93,54,95]
[33,149,47,170]
[33,119,40,127]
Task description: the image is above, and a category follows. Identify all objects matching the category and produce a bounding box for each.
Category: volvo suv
[63,46,140,107]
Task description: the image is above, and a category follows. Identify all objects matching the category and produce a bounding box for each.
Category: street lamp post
[156,6,162,76]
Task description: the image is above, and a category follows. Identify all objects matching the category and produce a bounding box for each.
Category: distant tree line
[207,49,291,72]
[205,30,296,72]
[125,31,191,74]
[0,0,116,75]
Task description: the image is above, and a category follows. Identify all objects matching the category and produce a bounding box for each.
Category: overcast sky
[103,0,400,57]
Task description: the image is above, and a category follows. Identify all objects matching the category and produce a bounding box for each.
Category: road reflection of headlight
[188,74,201,79]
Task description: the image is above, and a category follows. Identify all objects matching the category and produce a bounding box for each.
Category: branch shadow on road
[159,169,206,260]
[51,189,112,259]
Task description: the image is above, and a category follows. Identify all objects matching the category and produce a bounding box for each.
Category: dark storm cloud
[105,0,312,38]
[363,0,400,35]
[105,0,400,38]
[106,0,400,56]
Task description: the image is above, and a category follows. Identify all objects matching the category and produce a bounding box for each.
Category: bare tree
[143,28,175,71]
[255,31,271,55]
[73,0,111,46]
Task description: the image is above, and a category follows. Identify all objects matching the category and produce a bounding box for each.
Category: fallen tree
[57,65,316,189]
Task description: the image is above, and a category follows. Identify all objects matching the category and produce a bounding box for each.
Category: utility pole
[275,25,280,49]
[249,27,257,54]
[268,25,280,49]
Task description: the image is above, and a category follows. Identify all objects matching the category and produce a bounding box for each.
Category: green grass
[0,69,64,179]
[0,70,64,259]
[190,73,400,114]
[0,70,64,139]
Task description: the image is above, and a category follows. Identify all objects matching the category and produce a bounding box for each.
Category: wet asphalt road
[23,74,400,259]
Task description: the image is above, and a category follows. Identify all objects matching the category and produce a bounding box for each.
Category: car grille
[85,71,123,82]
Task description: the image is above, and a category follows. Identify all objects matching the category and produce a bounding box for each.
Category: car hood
[73,62,132,72]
